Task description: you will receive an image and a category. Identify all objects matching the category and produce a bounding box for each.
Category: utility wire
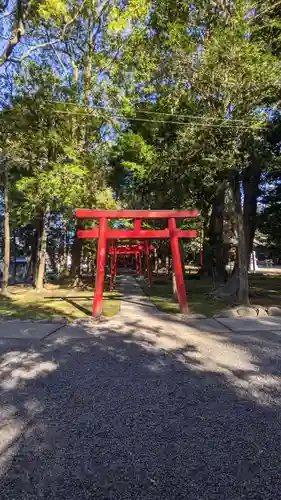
[0,101,268,129]
[50,108,267,130]
[46,99,261,124]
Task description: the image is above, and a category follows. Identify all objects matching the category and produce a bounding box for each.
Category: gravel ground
[0,328,281,500]
[1,278,281,499]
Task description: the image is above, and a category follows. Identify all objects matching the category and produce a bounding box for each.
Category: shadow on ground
[1,311,281,499]
[0,292,120,321]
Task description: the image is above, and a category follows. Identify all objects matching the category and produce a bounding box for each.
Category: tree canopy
[0,0,281,302]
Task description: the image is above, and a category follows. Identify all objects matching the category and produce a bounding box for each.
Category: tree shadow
[0,292,120,321]
[51,297,92,317]
[0,295,71,321]
[1,318,281,499]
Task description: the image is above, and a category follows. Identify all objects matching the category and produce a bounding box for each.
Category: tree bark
[211,174,249,305]
[63,224,70,275]
[243,166,261,268]
[11,232,17,283]
[47,247,57,275]
[2,165,10,295]
[71,220,83,286]
[0,0,26,65]
[36,206,49,293]
[165,256,169,274]
[153,248,158,274]
[208,183,225,281]
[232,172,249,305]
[34,216,43,285]
[30,226,39,283]
[24,256,32,282]
[82,18,93,145]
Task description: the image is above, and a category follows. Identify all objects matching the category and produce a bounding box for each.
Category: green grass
[140,273,281,316]
[140,275,226,316]
[2,273,280,320]
[0,284,120,321]
[248,274,281,308]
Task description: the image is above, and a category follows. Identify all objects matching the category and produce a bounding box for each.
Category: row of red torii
[75,209,199,317]
[109,241,155,291]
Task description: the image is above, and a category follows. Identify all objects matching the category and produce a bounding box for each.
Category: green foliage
[38,0,70,22]
[95,188,118,209]
[16,162,86,212]
[108,0,151,33]
[0,0,281,292]
[108,0,281,218]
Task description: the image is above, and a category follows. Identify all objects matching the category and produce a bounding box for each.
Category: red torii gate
[109,241,155,291]
[75,209,199,317]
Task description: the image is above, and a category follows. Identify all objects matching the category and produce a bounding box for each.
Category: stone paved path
[1,276,281,499]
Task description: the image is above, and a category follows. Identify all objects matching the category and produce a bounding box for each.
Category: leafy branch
[0,0,87,66]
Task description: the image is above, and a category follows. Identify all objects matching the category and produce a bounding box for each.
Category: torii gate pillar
[169,217,188,313]
[93,217,107,316]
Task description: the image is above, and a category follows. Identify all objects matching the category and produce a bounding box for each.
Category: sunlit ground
[1,272,280,320]
[0,285,120,321]
[140,273,281,316]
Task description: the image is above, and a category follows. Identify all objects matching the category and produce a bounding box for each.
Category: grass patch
[141,276,226,316]
[0,284,120,321]
[140,273,281,316]
[249,274,281,308]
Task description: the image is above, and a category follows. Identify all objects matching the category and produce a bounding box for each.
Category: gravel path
[1,277,281,499]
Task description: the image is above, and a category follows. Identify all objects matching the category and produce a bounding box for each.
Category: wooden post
[139,251,143,275]
[113,252,117,286]
[145,241,152,287]
[109,242,114,292]
[168,217,188,313]
[135,251,139,275]
[200,225,204,267]
[134,219,141,231]
[110,251,116,292]
[93,217,107,316]
[110,255,114,292]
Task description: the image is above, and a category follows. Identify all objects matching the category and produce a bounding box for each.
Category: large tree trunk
[63,224,70,275]
[47,247,57,275]
[2,166,10,295]
[0,0,27,65]
[11,232,17,284]
[212,174,249,305]
[69,40,91,287]
[71,221,83,286]
[208,184,225,282]
[24,256,32,282]
[232,173,249,304]
[153,248,158,274]
[165,256,169,274]
[243,166,261,268]
[29,225,39,283]
[33,216,43,285]
[36,207,49,293]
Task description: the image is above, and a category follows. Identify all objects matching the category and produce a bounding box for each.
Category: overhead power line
[0,101,267,130]
[51,108,266,130]
[46,99,261,124]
